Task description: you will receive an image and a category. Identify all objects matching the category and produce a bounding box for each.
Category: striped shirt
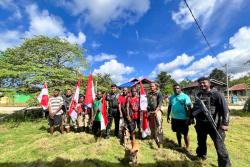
[49,96,64,115]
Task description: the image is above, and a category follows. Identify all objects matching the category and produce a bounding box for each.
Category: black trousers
[195,121,231,167]
[106,109,120,136]
[92,121,101,137]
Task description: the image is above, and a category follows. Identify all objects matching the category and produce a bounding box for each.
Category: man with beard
[92,91,104,138]
[193,77,231,167]
[167,84,192,150]
[147,82,163,148]
[105,84,120,139]
[62,89,73,133]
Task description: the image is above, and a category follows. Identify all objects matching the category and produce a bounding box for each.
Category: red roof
[229,83,249,91]
[182,82,198,89]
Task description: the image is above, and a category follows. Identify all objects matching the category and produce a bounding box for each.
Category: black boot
[86,127,89,133]
[105,129,110,139]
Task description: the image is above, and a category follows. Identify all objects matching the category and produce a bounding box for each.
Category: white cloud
[0,3,87,50]
[151,53,194,76]
[65,32,86,45]
[59,0,150,31]
[25,4,65,37]
[87,53,116,63]
[172,0,244,29]
[188,55,216,71]
[150,26,250,82]
[0,0,22,20]
[25,4,86,45]
[127,50,139,55]
[93,59,134,83]
[91,41,101,49]
[172,0,218,28]
[229,26,250,50]
[0,30,23,51]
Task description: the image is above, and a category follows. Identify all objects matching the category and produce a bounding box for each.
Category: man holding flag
[37,82,49,118]
[84,74,95,133]
[62,89,73,133]
[147,82,163,148]
[68,78,81,132]
[92,91,108,139]
[37,83,49,110]
[139,81,151,139]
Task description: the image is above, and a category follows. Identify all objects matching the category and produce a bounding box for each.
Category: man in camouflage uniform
[62,89,73,133]
[147,82,163,148]
[105,84,120,139]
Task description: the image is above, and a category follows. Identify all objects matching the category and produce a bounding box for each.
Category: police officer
[193,77,231,167]
[147,82,163,148]
[105,84,120,139]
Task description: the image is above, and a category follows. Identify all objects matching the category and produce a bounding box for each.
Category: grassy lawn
[0,111,249,167]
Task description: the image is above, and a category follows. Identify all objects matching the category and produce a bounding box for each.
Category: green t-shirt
[93,99,102,121]
[169,93,192,120]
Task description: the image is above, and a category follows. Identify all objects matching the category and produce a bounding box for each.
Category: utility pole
[225,64,230,102]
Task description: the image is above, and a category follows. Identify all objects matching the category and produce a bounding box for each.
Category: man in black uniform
[193,77,231,167]
[105,84,120,139]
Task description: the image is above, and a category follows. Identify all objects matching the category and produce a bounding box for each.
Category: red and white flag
[37,83,49,110]
[100,96,108,130]
[139,81,151,138]
[84,74,95,108]
[68,79,81,121]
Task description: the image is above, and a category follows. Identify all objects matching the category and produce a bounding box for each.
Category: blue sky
[1,0,250,84]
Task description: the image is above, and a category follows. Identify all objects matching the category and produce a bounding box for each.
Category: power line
[183,0,215,56]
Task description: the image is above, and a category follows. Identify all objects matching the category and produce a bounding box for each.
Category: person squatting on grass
[192,77,231,167]
[126,87,140,148]
[147,82,163,148]
[167,84,193,150]
[62,89,73,133]
[48,89,64,135]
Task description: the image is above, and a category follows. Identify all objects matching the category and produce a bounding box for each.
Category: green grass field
[0,112,249,167]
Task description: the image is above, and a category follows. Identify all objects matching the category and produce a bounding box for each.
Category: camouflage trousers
[148,111,163,145]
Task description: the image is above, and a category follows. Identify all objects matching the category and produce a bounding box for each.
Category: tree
[0,36,87,92]
[179,78,192,88]
[209,68,227,83]
[94,73,114,93]
[156,71,176,95]
[229,74,250,86]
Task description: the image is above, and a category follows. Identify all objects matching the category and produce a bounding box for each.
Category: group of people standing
[47,77,231,167]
